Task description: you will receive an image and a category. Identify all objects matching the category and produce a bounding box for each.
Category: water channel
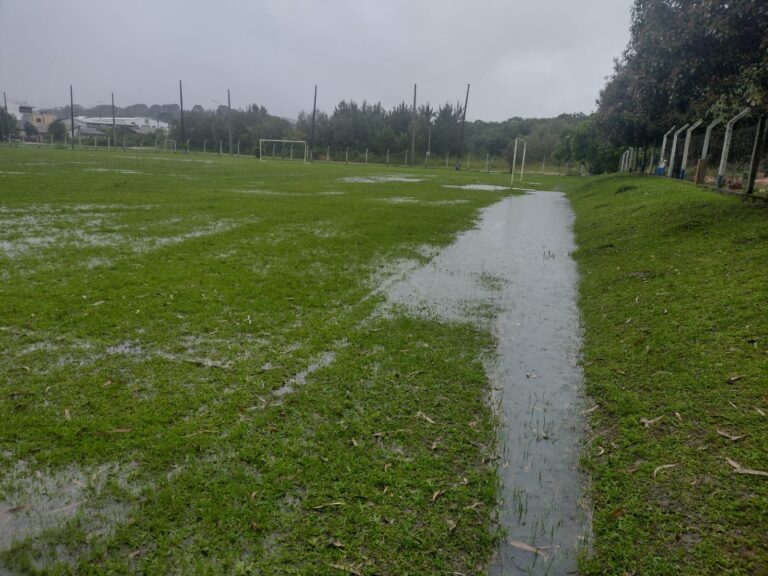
[383,190,590,575]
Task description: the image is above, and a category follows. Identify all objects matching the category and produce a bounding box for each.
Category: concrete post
[680,119,702,179]
[658,126,676,175]
[717,108,750,188]
[668,124,689,178]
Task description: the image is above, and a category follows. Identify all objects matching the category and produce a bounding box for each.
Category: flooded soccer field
[1,147,586,574]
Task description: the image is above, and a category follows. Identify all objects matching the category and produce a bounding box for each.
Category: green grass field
[568,175,768,575]
[2,148,766,575]
[0,148,521,574]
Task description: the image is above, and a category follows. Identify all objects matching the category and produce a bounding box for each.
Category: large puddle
[382,191,589,574]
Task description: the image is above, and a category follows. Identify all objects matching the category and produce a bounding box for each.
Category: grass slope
[567,175,768,575]
[0,148,513,574]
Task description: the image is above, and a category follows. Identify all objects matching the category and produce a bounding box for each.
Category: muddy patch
[379,191,589,575]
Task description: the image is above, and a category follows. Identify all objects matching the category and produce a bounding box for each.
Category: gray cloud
[0,0,632,120]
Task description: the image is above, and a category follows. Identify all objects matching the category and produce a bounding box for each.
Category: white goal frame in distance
[259,139,308,163]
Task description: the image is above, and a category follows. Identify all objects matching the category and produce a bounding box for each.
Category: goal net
[259,139,308,162]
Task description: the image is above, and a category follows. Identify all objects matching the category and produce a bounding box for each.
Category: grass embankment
[567,175,767,575]
[0,148,512,574]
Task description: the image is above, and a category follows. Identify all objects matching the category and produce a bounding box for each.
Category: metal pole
[445,151,449,169]
[308,85,318,161]
[345,147,349,164]
[455,83,470,169]
[111,92,116,148]
[410,83,417,169]
[0,91,5,142]
[510,138,518,185]
[387,149,389,165]
[746,115,766,195]
[668,124,689,178]
[365,148,368,163]
[179,80,185,153]
[520,140,527,182]
[327,145,330,161]
[657,126,676,175]
[69,85,75,150]
[2,91,8,143]
[485,153,489,172]
[227,89,233,155]
[717,108,750,188]
[680,119,702,179]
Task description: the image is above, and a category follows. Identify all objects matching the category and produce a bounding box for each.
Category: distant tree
[0,108,18,139]
[48,119,66,142]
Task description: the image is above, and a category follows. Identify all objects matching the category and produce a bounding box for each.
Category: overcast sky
[0,0,633,121]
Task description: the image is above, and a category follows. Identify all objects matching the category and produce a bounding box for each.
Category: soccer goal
[259,139,308,162]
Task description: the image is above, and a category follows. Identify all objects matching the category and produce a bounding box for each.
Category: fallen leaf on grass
[609,508,626,520]
[416,411,435,424]
[653,463,678,478]
[464,502,482,511]
[675,412,683,422]
[329,539,345,548]
[580,405,599,415]
[64,409,71,421]
[640,416,663,428]
[105,428,131,434]
[21,366,30,372]
[128,548,144,560]
[756,408,765,417]
[329,563,363,575]
[431,490,444,502]
[596,446,606,456]
[446,518,459,532]
[728,401,739,410]
[717,430,744,442]
[727,374,745,384]
[725,458,768,478]
[430,438,441,450]
[312,501,345,510]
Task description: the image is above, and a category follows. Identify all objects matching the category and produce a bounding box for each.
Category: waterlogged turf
[0,148,521,574]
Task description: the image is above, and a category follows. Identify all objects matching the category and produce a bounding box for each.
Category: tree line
[25,100,584,168]
[557,0,767,173]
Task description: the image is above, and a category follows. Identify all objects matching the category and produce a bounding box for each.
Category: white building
[76,116,170,134]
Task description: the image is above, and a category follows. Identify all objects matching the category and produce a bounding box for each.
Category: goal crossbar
[259,139,308,162]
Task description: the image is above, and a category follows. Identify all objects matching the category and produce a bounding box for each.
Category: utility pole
[111,92,116,149]
[309,85,317,161]
[227,89,233,155]
[410,83,417,168]
[1,91,6,142]
[179,80,186,153]
[455,83,470,170]
[69,85,75,150]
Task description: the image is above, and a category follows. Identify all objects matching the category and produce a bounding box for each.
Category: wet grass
[566,175,768,575]
[0,147,517,574]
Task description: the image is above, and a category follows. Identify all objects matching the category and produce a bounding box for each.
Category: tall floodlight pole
[411,83,417,168]
[111,92,116,148]
[69,85,75,150]
[309,85,317,161]
[179,80,186,152]
[1,91,6,142]
[227,89,233,155]
[455,83,470,170]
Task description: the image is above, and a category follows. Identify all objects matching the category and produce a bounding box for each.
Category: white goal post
[259,139,308,162]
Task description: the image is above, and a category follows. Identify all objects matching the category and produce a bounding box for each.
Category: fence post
[695,118,722,184]
[668,124,689,178]
[717,108,750,188]
[680,119,702,179]
[657,126,676,175]
[746,115,766,195]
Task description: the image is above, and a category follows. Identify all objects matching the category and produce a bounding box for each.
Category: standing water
[382,191,589,575]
